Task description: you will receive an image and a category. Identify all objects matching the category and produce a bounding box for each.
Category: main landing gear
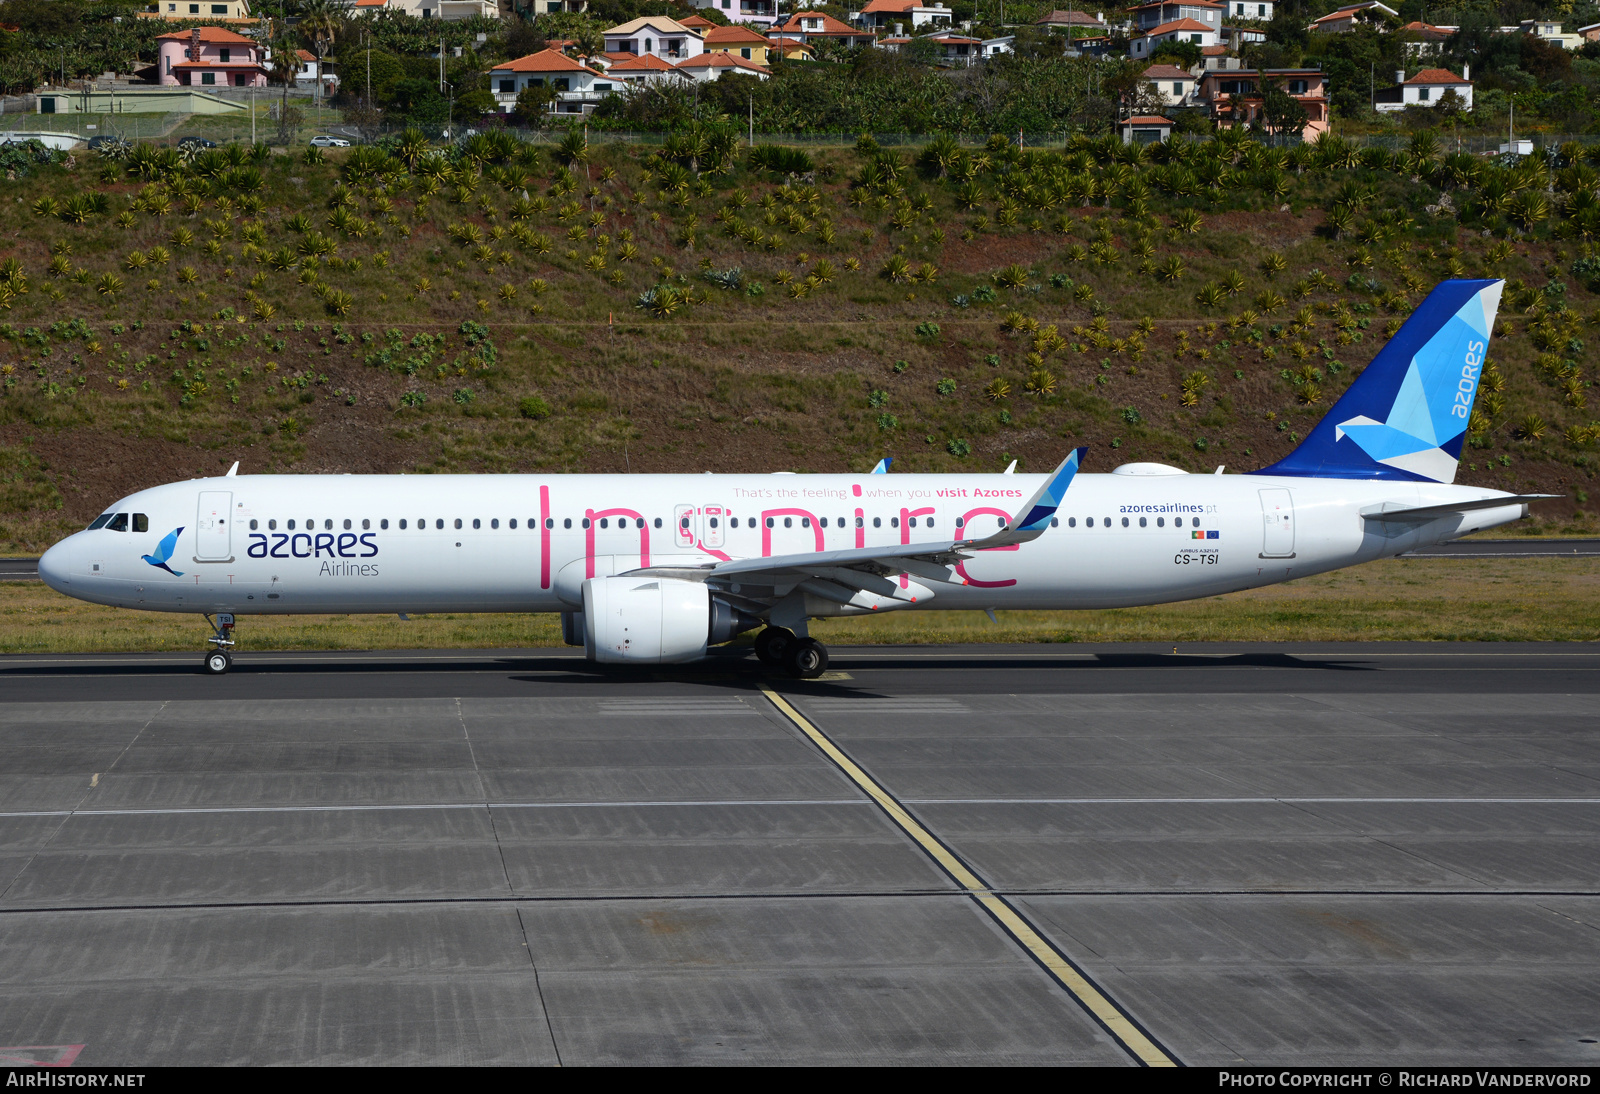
[202,613,235,675]
[754,627,829,680]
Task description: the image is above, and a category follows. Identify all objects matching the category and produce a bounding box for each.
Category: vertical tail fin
[1256,279,1502,483]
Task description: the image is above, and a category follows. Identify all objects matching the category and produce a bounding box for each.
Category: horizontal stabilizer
[1362,494,1558,522]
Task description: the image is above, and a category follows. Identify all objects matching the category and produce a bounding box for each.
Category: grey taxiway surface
[0,644,1598,1066]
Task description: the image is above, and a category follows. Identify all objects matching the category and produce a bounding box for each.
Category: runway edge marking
[758,684,1180,1069]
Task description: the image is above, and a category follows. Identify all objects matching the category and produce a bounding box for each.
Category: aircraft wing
[625,449,1086,600]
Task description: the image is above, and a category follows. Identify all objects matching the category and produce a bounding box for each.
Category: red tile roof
[771,12,870,37]
[492,48,601,75]
[1125,115,1174,124]
[607,52,679,71]
[1037,9,1107,24]
[1147,18,1213,34]
[1142,63,1193,79]
[1404,66,1471,84]
[674,52,770,73]
[860,0,920,12]
[678,13,718,27]
[704,24,771,45]
[157,26,255,44]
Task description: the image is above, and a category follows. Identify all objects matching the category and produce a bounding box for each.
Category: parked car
[308,135,349,148]
[176,136,216,150]
[86,134,121,151]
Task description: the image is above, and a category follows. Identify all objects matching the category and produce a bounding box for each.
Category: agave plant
[324,290,354,317]
[879,255,912,283]
[1195,283,1227,309]
[175,265,198,284]
[95,273,124,297]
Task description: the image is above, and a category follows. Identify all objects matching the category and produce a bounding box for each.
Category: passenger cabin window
[380,519,388,529]
[472,519,481,529]
[399,519,407,529]
[324,519,333,531]
[249,519,258,530]
[436,519,444,529]
[653,518,662,528]
[1068,517,1076,527]
[107,513,129,532]
[343,519,352,530]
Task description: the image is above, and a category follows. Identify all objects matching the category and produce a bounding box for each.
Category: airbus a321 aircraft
[39,279,1550,677]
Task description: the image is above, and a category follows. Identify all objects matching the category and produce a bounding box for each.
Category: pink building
[156,26,267,87]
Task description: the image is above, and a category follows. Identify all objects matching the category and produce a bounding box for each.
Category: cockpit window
[87,513,113,530]
[133,514,148,533]
[106,514,129,532]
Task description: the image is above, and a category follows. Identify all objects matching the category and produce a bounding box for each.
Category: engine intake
[580,577,763,663]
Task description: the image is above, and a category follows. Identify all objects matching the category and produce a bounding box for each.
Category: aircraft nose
[37,540,72,593]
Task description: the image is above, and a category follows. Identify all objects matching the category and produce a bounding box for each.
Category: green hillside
[0,128,1596,553]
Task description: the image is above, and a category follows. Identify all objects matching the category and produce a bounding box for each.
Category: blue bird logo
[141,527,185,577]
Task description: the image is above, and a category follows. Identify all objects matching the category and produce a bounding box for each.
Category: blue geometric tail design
[1257,279,1502,483]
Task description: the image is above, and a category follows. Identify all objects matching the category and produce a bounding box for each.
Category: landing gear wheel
[785,637,828,679]
[754,627,794,667]
[204,650,230,675]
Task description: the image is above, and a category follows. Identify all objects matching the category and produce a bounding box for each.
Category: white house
[1399,20,1453,56]
[681,0,777,28]
[981,35,1014,56]
[1308,1,1397,33]
[672,52,771,81]
[854,0,953,30]
[606,53,690,85]
[1520,18,1582,49]
[1131,0,1221,33]
[349,0,499,17]
[603,17,705,62]
[1374,66,1472,112]
[489,49,615,116]
[1129,18,1217,58]
[1142,63,1196,105]
[1222,0,1271,19]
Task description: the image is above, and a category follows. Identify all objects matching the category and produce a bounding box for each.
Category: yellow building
[701,24,775,65]
[139,0,256,23]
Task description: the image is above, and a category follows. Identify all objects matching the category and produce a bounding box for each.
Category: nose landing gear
[202,613,235,675]
[753,627,829,680]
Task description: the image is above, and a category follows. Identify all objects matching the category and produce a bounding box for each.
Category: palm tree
[296,0,342,123]
[267,18,301,145]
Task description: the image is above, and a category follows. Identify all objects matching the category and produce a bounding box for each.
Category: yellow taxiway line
[759,683,1179,1068]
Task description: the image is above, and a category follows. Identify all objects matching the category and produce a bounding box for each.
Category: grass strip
[2,557,1595,653]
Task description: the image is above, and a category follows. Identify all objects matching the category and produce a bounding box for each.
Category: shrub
[992,264,1029,289]
[946,438,971,457]
[399,391,426,408]
[749,145,813,175]
[936,378,956,395]
[915,322,941,341]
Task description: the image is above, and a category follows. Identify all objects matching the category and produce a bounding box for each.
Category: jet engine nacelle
[581,575,758,663]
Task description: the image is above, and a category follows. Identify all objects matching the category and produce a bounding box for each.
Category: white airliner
[39,280,1550,676]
